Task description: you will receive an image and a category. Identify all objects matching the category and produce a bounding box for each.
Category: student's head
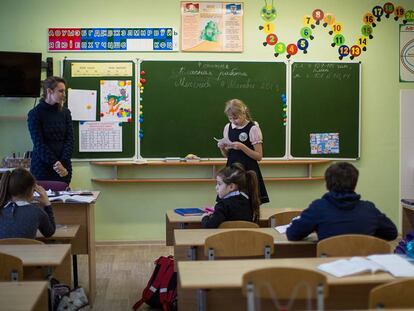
[0,168,36,209]
[224,99,253,126]
[42,76,66,109]
[325,162,359,193]
[216,163,261,223]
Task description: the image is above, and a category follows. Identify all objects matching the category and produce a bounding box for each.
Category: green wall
[1,0,413,241]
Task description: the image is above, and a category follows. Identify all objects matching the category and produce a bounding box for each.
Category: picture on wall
[181,2,243,52]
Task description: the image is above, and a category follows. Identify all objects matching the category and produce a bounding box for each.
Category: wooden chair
[0,238,44,245]
[316,234,391,257]
[268,210,302,227]
[219,221,259,229]
[204,230,274,260]
[369,279,414,309]
[242,267,328,311]
[0,252,23,281]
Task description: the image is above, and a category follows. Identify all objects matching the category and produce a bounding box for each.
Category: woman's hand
[53,161,68,177]
[34,184,51,206]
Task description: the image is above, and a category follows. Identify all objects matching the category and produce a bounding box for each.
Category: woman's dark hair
[325,162,359,193]
[41,76,66,110]
[217,163,260,223]
[0,169,36,213]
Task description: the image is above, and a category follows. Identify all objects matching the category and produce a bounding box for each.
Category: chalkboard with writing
[290,62,361,159]
[139,61,287,158]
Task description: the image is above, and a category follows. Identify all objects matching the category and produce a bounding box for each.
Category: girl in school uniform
[201,163,260,228]
[0,168,56,239]
[217,99,269,204]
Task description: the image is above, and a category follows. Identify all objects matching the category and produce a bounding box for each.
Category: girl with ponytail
[201,163,260,228]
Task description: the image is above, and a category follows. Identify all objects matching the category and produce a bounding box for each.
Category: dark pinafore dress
[227,122,269,204]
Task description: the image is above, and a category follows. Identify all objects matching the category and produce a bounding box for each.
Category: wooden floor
[78,244,174,310]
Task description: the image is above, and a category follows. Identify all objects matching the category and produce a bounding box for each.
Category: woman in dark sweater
[201,163,260,228]
[28,76,74,185]
[0,168,55,239]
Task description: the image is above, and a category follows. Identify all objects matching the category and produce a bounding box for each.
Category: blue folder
[174,208,204,216]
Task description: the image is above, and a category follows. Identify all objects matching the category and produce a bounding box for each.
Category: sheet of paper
[274,224,290,234]
[68,89,97,121]
[79,121,122,152]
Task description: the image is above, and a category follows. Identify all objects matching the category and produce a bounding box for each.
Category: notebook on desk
[174,208,204,216]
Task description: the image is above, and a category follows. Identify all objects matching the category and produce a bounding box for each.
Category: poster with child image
[100,80,132,122]
[181,2,243,52]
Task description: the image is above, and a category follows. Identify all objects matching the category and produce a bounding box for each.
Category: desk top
[174,228,316,246]
[167,207,303,223]
[0,244,71,266]
[36,224,80,240]
[178,257,397,289]
[0,281,47,311]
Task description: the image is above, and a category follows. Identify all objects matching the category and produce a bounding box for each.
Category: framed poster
[400,24,414,82]
[181,2,243,52]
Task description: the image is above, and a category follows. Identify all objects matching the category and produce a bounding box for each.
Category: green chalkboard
[139,61,287,158]
[290,62,361,159]
[62,59,136,159]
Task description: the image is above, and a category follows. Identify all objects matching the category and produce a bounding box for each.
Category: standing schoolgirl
[217,98,269,203]
[202,163,260,228]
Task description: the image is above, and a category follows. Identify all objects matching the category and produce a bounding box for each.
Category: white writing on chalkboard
[292,63,353,80]
[170,64,279,91]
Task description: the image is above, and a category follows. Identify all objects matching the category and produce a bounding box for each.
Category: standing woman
[28,76,74,186]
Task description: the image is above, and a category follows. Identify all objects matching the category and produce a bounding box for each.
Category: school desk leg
[72,254,78,288]
[197,289,206,311]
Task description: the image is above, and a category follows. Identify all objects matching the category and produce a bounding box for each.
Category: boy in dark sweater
[286,162,397,241]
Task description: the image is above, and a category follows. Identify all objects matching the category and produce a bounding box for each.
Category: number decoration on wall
[259,2,414,60]
[138,70,146,140]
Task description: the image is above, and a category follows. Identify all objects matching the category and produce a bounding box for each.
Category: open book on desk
[318,254,414,278]
[49,194,95,203]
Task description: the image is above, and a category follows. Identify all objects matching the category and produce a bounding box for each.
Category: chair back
[317,234,391,257]
[36,180,68,191]
[0,238,44,245]
[219,221,259,229]
[242,267,328,311]
[0,252,23,281]
[369,279,414,309]
[268,210,302,227]
[204,230,274,260]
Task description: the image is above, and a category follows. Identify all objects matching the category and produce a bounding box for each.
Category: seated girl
[0,168,56,239]
[201,163,260,228]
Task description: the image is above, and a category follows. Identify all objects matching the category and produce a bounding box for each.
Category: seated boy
[286,162,398,241]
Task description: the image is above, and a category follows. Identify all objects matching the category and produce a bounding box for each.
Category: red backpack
[133,256,177,311]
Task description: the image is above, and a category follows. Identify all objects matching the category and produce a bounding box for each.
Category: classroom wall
[1,0,413,241]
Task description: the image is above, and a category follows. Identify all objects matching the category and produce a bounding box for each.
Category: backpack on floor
[132,256,177,311]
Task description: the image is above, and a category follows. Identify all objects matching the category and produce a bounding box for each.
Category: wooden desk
[0,244,72,285]
[0,281,48,311]
[51,192,98,305]
[166,207,303,246]
[402,203,414,236]
[174,228,316,261]
[178,258,401,311]
[36,224,80,242]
